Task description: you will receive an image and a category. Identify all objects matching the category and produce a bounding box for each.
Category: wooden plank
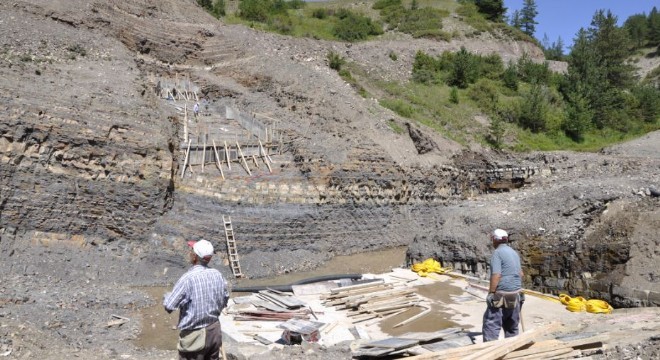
[462,322,562,360]
[236,141,251,175]
[422,336,475,352]
[399,328,464,343]
[201,139,206,173]
[330,279,384,294]
[502,334,607,360]
[212,140,225,180]
[393,305,432,328]
[362,337,419,350]
[259,139,272,172]
[224,141,231,170]
[292,282,338,296]
[183,103,188,142]
[181,139,192,179]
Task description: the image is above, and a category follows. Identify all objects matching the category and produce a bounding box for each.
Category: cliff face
[1,0,658,309]
[0,1,179,251]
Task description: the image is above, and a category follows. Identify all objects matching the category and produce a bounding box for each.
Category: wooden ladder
[223,215,243,278]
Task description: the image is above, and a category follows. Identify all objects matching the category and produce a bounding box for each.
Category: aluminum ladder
[223,215,243,278]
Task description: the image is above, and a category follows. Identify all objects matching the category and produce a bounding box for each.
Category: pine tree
[649,7,660,46]
[475,0,506,22]
[448,47,478,89]
[520,0,538,37]
[510,9,522,29]
[624,14,649,48]
[588,10,635,89]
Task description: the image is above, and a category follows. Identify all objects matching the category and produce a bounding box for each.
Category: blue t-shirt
[490,244,522,292]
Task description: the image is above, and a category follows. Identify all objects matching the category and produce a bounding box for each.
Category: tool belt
[492,290,521,309]
[178,327,206,353]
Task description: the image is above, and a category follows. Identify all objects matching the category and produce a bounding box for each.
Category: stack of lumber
[322,279,428,325]
[230,289,311,321]
[397,322,608,360]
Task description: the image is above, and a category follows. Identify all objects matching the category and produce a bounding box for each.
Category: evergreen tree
[588,10,635,89]
[502,62,518,91]
[509,9,522,29]
[563,89,592,141]
[489,115,505,149]
[518,83,549,132]
[649,7,660,46]
[448,47,478,89]
[520,0,538,37]
[475,0,506,22]
[624,14,649,48]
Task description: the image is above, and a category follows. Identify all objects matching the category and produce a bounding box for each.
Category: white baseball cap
[491,229,508,241]
[187,239,214,259]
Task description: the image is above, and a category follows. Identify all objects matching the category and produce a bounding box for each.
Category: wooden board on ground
[422,336,475,352]
[292,281,339,296]
[277,319,325,335]
[362,337,420,350]
[399,327,464,343]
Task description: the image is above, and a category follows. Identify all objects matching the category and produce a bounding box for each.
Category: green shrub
[312,8,328,19]
[327,51,345,71]
[448,47,479,89]
[518,83,550,132]
[388,51,398,61]
[449,87,459,104]
[373,0,401,10]
[467,79,499,113]
[398,8,447,36]
[387,119,405,134]
[239,0,270,22]
[268,13,293,34]
[502,63,519,91]
[380,98,415,118]
[333,12,383,42]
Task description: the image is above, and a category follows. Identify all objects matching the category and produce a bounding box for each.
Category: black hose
[232,273,363,293]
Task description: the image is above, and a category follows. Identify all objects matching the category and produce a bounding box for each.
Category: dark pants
[482,301,521,342]
[179,321,223,360]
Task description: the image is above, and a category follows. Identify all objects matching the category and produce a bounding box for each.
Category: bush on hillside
[333,12,383,42]
[468,79,499,114]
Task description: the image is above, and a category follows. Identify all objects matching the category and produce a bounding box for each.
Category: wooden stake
[181,139,192,179]
[183,104,188,142]
[252,154,260,168]
[202,138,206,173]
[212,140,225,180]
[224,141,231,170]
[236,142,251,175]
[259,139,272,172]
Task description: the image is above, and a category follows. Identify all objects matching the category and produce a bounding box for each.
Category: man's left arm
[164,280,187,313]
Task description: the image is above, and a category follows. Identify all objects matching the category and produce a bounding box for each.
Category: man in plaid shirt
[164,239,229,360]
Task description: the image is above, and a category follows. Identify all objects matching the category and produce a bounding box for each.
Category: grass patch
[387,119,406,134]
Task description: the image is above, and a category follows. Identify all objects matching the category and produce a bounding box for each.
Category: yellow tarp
[559,293,613,314]
[411,258,452,277]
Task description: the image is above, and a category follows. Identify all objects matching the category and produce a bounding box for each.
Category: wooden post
[224,141,231,170]
[252,154,259,168]
[212,140,225,180]
[202,138,206,173]
[236,141,251,175]
[259,139,272,172]
[184,104,188,142]
[181,139,192,179]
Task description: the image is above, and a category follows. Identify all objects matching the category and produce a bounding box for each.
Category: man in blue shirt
[482,229,524,342]
[164,239,229,360]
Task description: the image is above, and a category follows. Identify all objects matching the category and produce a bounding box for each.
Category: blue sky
[504,0,658,53]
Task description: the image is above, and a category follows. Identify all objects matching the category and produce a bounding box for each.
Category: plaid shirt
[163,265,229,330]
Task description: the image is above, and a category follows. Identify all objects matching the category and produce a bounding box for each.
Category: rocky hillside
[1,0,658,307]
